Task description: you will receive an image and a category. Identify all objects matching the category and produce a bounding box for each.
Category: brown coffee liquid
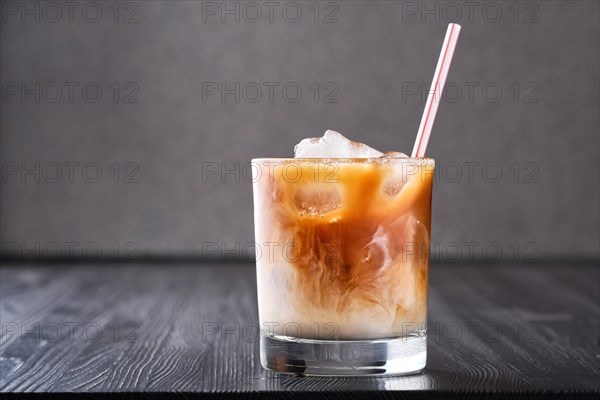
[254,159,434,339]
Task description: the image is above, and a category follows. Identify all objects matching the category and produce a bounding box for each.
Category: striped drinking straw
[411,23,462,158]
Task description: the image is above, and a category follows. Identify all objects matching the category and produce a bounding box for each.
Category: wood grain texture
[0,263,598,399]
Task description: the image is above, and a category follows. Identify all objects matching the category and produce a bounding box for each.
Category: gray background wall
[1,1,598,261]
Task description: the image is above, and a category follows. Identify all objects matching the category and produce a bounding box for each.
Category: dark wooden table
[0,262,598,399]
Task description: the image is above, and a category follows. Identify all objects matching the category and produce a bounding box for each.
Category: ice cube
[359,214,429,272]
[294,187,342,217]
[381,151,409,158]
[294,130,384,158]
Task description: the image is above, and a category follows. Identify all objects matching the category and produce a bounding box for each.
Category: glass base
[260,333,426,376]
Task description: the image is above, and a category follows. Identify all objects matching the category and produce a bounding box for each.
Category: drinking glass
[252,157,434,375]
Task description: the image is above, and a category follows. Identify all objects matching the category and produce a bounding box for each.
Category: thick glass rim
[251,157,435,163]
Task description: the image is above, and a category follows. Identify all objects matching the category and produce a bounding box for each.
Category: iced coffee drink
[252,131,435,375]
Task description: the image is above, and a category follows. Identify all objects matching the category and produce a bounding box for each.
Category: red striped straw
[411,23,461,158]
